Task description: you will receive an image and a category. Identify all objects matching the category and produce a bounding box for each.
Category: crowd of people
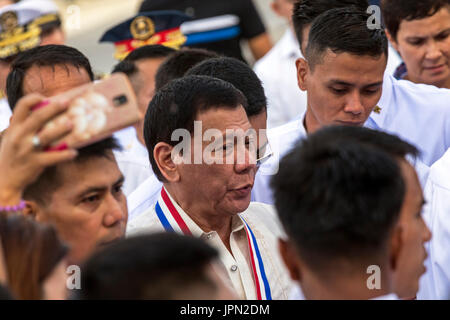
[0,0,449,300]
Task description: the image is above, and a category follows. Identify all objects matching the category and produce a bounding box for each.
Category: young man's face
[297,50,386,133]
[390,6,450,88]
[34,153,128,263]
[393,160,432,298]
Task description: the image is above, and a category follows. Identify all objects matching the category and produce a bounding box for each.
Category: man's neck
[304,109,318,134]
[301,265,393,300]
[164,184,234,252]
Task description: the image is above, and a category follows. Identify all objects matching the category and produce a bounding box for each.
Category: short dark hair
[271,126,418,274]
[186,57,267,117]
[111,44,176,78]
[305,7,388,70]
[145,75,247,181]
[23,138,121,205]
[154,48,220,91]
[6,45,95,110]
[381,0,450,41]
[292,0,369,50]
[76,232,219,300]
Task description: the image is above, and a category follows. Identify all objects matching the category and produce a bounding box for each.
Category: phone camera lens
[113,95,128,107]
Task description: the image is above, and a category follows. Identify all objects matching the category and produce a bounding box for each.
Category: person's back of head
[271,126,418,299]
[186,57,267,118]
[145,75,247,182]
[0,213,68,300]
[154,48,220,91]
[6,44,94,109]
[292,0,369,51]
[77,232,235,299]
[305,7,388,71]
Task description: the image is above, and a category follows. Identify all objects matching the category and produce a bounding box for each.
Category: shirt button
[206,234,212,240]
[230,265,238,272]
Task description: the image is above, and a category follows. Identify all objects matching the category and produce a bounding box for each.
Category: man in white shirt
[111,45,176,196]
[254,0,402,129]
[273,126,431,299]
[128,57,271,221]
[417,148,450,300]
[126,75,292,300]
[291,0,450,166]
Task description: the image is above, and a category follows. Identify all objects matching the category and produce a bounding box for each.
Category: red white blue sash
[155,187,272,300]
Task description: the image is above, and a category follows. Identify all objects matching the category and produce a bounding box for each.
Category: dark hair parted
[154,48,220,91]
[271,126,418,274]
[76,232,219,300]
[292,0,369,50]
[186,57,267,117]
[23,137,121,205]
[144,75,247,182]
[381,0,450,41]
[6,45,95,110]
[305,7,388,71]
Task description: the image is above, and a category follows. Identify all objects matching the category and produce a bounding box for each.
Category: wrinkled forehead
[195,105,252,133]
[23,64,91,97]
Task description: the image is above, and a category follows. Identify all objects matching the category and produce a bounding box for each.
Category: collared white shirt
[254,29,307,129]
[126,189,293,300]
[0,98,11,132]
[127,174,162,221]
[366,74,450,167]
[252,110,429,205]
[113,126,154,196]
[417,148,450,300]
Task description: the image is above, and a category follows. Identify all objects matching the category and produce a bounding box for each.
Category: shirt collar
[160,187,245,237]
[366,72,394,129]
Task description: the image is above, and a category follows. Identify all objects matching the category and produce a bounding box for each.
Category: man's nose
[344,92,364,115]
[103,194,127,227]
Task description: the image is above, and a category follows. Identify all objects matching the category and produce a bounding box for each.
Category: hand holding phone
[37,73,142,150]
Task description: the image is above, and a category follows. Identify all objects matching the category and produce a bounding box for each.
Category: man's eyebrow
[363,81,383,88]
[77,175,125,198]
[327,80,353,86]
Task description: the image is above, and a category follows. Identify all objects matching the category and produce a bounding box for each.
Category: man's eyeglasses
[256,141,273,167]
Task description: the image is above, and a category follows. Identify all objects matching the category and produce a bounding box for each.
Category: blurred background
[54,0,287,74]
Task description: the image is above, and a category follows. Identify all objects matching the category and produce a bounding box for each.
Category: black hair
[23,137,121,205]
[271,126,418,274]
[6,45,94,110]
[186,57,267,117]
[292,0,369,51]
[76,232,219,300]
[306,7,388,71]
[144,75,247,181]
[381,0,450,41]
[154,48,220,91]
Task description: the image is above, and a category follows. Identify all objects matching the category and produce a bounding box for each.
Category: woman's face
[42,259,68,300]
[391,6,450,88]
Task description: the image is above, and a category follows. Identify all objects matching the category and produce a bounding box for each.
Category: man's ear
[385,29,399,53]
[389,224,403,272]
[23,200,46,222]
[296,58,309,92]
[278,238,302,282]
[153,142,180,182]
